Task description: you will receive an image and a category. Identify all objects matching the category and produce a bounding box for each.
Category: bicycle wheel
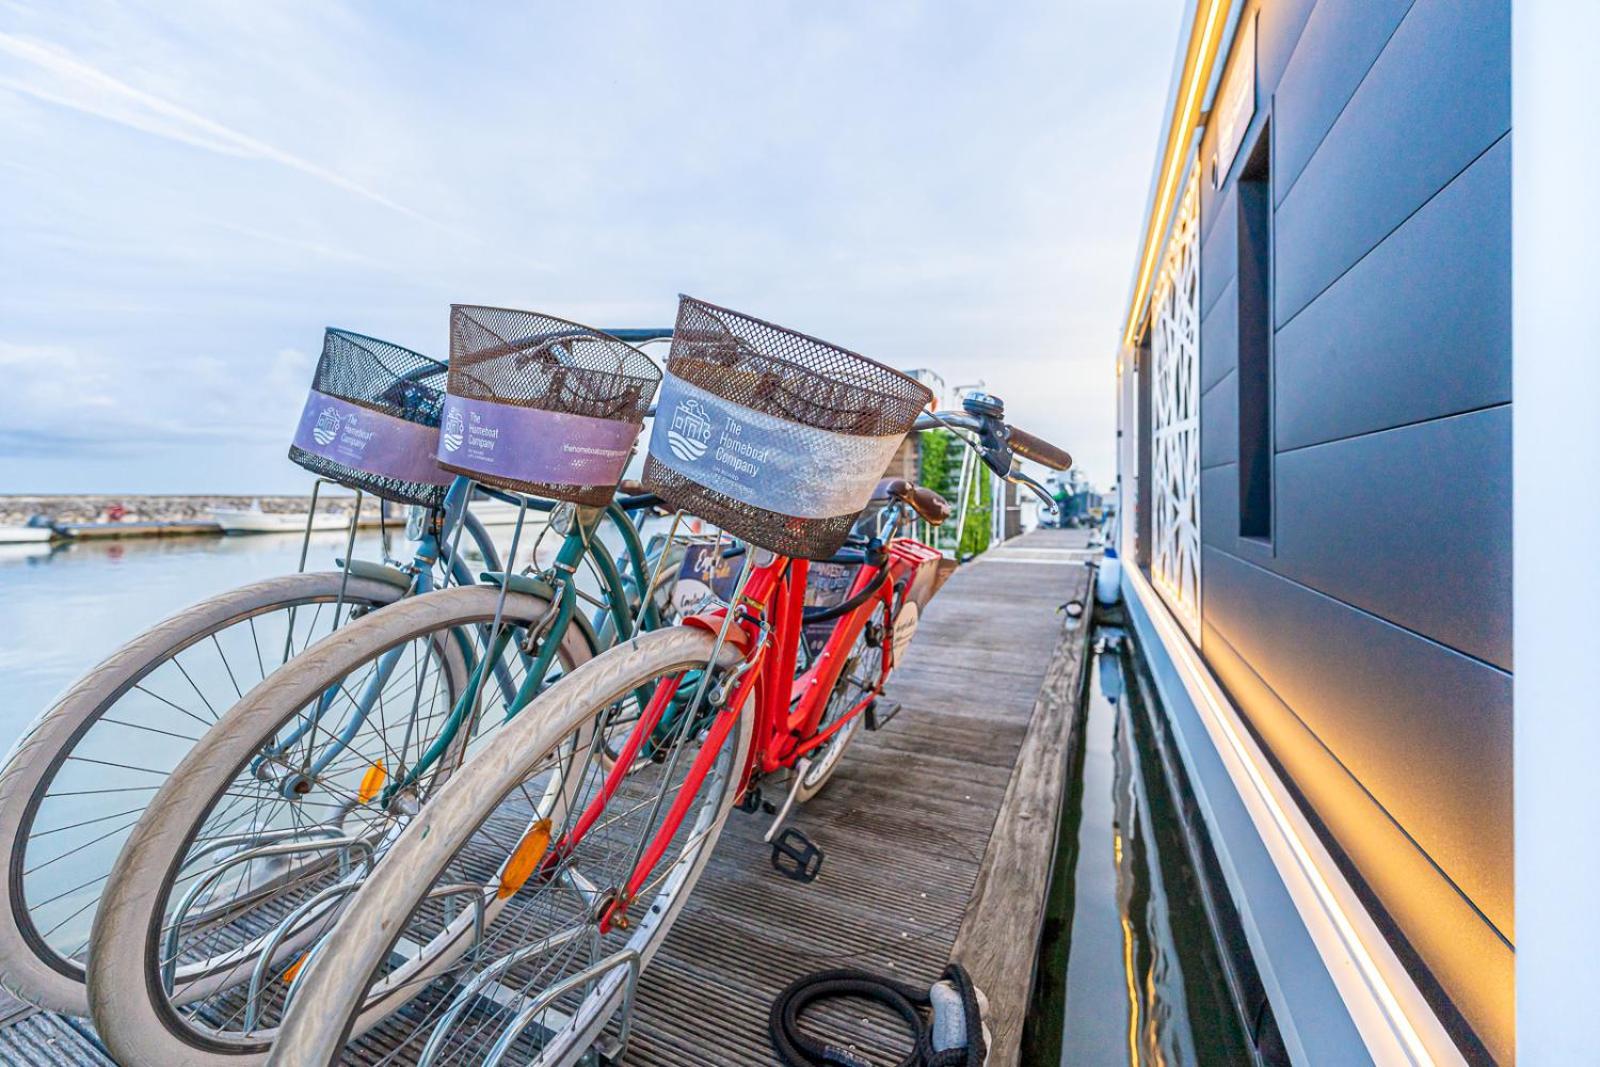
[794,595,891,803]
[87,584,593,1066]
[270,625,753,1066]
[0,571,409,1015]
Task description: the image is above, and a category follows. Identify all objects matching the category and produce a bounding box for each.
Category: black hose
[769,963,986,1067]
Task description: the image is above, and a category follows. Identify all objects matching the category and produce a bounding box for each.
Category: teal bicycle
[80,307,682,1064]
[0,317,668,1026]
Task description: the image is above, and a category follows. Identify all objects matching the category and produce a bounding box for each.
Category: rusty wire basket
[288,328,452,508]
[642,296,933,560]
[438,306,662,506]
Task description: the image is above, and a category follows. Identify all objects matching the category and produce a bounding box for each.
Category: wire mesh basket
[437,306,663,506]
[288,328,452,508]
[642,295,933,560]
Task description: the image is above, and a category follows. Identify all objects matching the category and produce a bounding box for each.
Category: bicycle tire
[270,625,753,1066]
[0,571,407,1015]
[87,584,593,1065]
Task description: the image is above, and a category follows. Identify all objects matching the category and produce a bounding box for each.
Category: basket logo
[312,405,342,447]
[667,397,712,463]
[442,408,465,453]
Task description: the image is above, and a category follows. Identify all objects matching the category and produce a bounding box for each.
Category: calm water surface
[1024,631,1252,1066]
[0,522,606,750]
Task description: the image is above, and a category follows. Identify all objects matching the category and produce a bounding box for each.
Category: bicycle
[0,328,539,1016]
[80,307,688,1064]
[264,295,1072,1066]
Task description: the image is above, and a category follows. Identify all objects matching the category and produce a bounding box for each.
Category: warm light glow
[1122,910,1142,1067]
[1121,0,1232,350]
[280,951,308,985]
[1124,566,1455,1064]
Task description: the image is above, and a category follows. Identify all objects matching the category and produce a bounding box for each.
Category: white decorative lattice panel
[1149,167,1202,640]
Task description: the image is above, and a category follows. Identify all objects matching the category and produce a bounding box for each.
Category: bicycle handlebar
[1007,425,1072,471]
[913,399,1070,514]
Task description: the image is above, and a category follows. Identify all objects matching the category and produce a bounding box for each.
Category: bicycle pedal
[865,700,902,731]
[770,827,824,883]
[737,786,763,814]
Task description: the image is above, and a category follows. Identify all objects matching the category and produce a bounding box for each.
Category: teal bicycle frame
[377,494,662,806]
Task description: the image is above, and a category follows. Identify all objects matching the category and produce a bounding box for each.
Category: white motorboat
[0,523,56,544]
[211,504,353,535]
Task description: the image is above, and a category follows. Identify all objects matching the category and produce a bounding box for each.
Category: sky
[0,0,1180,496]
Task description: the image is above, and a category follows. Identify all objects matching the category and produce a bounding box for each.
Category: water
[0,519,612,753]
[1023,629,1252,1066]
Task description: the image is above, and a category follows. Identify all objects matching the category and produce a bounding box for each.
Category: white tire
[0,572,406,1015]
[271,625,753,1066]
[87,584,591,1065]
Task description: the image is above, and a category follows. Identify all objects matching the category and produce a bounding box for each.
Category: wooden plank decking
[0,528,1096,1067]
[622,527,1095,1066]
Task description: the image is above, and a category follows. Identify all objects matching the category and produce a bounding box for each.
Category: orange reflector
[498,819,553,899]
[280,952,308,984]
[357,760,386,805]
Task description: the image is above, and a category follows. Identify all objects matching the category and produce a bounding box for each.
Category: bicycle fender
[479,571,603,655]
[681,610,756,653]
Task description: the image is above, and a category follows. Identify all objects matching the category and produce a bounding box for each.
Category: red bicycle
[270,298,1071,1066]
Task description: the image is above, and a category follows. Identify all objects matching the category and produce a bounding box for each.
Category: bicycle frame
[582,504,940,930]
[374,497,663,806]
[256,477,662,802]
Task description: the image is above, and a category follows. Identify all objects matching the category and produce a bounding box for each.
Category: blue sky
[0,1,1178,495]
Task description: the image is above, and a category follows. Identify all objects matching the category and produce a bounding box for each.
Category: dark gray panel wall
[1275,137,1511,451]
[1198,0,1317,240]
[1200,183,1237,320]
[1273,0,1415,202]
[1200,621,1513,1064]
[1200,374,1238,470]
[1275,408,1512,668]
[1202,545,1512,935]
[1199,283,1237,395]
[1184,0,1513,1057]
[1273,0,1511,324]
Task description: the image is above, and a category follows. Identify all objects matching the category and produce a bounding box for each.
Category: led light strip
[1121,0,1232,349]
[1123,564,1463,1065]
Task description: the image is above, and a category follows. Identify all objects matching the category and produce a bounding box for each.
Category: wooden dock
[0,528,1097,1066]
[617,526,1096,1066]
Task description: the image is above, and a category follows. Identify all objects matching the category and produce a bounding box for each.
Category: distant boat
[212,502,353,535]
[0,523,54,544]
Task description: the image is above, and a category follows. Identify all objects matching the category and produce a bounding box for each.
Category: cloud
[0,339,310,458]
[0,31,440,227]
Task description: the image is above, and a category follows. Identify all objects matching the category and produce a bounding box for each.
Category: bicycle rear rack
[419,939,642,1067]
[161,833,374,994]
[247,881,490,1036]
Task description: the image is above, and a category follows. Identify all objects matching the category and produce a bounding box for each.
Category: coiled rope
[769,963,987,1067]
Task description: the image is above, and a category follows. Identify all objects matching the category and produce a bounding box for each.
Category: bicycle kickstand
[763,758,811,844]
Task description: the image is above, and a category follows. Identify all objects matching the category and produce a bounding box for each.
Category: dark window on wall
[1237,122,1273,542]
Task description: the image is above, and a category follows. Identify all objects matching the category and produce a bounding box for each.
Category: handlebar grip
[907,485,952,525]
[1007,425,1072,471]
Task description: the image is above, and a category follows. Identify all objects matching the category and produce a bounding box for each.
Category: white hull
[211,509,352,535]
[0,524,54,544]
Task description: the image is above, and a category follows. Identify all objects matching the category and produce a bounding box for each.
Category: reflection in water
[1025,630,1250,1066]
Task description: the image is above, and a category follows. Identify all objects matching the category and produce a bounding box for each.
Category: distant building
[1111,2,1530,1064]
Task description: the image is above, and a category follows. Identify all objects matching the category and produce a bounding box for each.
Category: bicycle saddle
[875,478,951,526]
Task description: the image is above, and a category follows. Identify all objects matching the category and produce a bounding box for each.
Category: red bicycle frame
[582,528,940,927]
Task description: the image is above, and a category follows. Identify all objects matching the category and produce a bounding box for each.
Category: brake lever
[1010,470,1058,515]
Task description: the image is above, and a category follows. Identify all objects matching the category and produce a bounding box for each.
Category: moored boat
[211,503,353,535]
[0,524,54,544]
